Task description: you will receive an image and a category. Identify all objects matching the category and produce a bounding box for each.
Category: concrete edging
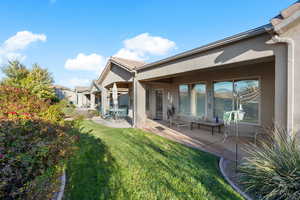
[54,170,66,200]
[219,158,252,200]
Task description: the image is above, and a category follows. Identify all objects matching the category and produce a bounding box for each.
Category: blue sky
[0,0,296,88]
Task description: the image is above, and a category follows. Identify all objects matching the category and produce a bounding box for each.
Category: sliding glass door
[213,79,260,124]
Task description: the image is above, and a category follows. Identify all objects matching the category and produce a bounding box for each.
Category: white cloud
[64,53,107,72]
[3,31,46,52]
[114,48,143,61]
[0,31,47,64]
[114,33,176,61]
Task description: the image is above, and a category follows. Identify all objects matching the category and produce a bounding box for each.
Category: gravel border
[219,158,252,200]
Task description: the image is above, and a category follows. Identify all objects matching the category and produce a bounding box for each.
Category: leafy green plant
[239,127,300,200]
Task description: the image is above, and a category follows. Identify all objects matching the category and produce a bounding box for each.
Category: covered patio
[104,81,133,119]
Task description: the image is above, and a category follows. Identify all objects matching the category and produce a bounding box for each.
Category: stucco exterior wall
[143,61,275,135]
[280,20,300,132]
[137,33,275,81]
[102,64,133,88]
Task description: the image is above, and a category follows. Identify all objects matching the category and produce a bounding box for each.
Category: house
[132,1,300,137]
[95,56,145,119]
[74,86,91,108]
[53,85,76,104]
[92,1,300,138]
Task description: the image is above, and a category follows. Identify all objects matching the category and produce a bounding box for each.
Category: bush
[239,127,300,200]
[0,86,75,199]
[0,85,65,125]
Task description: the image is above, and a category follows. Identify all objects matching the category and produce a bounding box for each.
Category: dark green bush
[239,127,300,200]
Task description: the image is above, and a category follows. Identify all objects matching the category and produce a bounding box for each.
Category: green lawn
[64,120,243,200]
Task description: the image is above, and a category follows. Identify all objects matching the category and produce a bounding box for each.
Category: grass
[64,120,243,200]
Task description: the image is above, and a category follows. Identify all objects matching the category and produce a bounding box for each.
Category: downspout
[271,35,295,134]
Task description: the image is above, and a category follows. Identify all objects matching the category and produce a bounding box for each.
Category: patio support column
[91,92,96,110]
[101,88,109,115]
[134,80,146,128]
[274,46,288,129]
[206,82,214,120]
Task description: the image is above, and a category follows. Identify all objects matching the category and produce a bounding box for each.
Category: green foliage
[239,127,300,200]
[1,60,55,101]
[0,85,64,124]
[0,86,75,199]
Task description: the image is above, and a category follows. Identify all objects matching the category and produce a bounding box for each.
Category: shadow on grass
[64,126,121,200]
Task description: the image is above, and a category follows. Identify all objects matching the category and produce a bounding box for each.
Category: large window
[214,81,233,120]
[179,84,190,115]
[214,79,260,124]
[179,83,206,117]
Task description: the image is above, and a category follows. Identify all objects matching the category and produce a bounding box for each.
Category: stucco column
[206,81,214,120]
[101,88,108,115]
[134,80,146,128]
[91,93,96,109]
[274,46,288,129]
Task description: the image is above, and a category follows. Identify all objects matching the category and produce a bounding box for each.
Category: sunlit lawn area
[64,120,243,200]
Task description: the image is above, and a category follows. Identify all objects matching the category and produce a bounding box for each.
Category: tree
[1,60,29,87]
[1,60,56,100]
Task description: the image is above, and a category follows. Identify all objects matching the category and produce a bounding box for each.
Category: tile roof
[271,1,300,26]
[75,86,90,92]
[110,56,145,71]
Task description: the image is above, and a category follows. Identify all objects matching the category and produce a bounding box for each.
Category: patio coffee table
[190,121,224,135]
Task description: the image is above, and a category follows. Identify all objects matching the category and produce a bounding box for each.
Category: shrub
[0,86,75,199]
[0,85,64,124]
[0,118,75,199]
[239,127,300,200]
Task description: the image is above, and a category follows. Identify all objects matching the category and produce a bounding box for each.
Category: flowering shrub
[0,86,75,199]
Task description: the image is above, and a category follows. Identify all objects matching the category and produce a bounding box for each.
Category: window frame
[178,81,208,118]
[212,76,261,125]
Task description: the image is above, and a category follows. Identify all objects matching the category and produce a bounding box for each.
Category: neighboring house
[53,85,76,104]
[74,86,91,108]
[89,80,101,110]
[95,56,145,119]
[132,1,300,138]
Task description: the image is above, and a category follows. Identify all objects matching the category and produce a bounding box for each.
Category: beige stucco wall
[102,64,133,88]
[143,61,275,135]
[137,33,276,81]
[280,19,300,133]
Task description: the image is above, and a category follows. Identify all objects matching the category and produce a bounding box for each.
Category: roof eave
[137,24,273,71]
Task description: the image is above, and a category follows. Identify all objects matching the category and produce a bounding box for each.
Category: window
[234,80,260,123]
[213,79,260,124]
[179,84,191,115]
[179,83,206,117]
[194,84,206,117]
[214,81,233,120]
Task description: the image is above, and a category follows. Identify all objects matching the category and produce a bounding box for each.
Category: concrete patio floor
[143,119,254,161]
[92,116,132,128]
